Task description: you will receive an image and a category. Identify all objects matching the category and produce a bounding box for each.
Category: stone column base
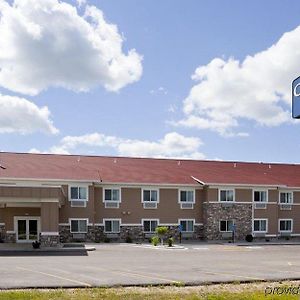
[40,233,60,247]
[5,232,16,243]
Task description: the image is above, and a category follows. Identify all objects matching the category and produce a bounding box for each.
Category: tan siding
[0,186,62,199]
[278,206,300,233]
[207,188,218,202]
[268,190,278,202]
[254,204,278,234]
[293,192,300,204]
[235,189,252,202]
[3,208,40,231]
[41,202,59,232]
[95,187,204,224]
[59,185,95,223]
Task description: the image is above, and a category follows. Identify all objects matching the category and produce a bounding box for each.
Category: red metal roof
[0,152,299,187]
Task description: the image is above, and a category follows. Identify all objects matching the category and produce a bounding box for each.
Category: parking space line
[17,267,91,287]
[85,265,178,284]
[201,269,263,281]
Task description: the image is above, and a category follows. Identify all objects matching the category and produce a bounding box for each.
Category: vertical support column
[40,202,60,247]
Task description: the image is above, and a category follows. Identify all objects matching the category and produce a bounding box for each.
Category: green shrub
[104,237,110,243]
[168,237,174,247]
[151,236,159,246]
[155,226,168,235]
[125,236,132,243]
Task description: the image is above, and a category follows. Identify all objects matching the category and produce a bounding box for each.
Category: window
[280,192,293,204]
[104,188,121,208]
[219,220,234,232]
[219,189,234,202]
[253,190,267,202]
[69,186,88,207]
[143,190,158,202]
[143,220,158,233]
[104,219,120,233]
[179,220,194,232]
[279,219,292,232]
[180,191,194,202]
[70,219,87,233]
[253,219,267,232]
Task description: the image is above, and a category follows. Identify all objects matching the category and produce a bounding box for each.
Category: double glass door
[17,218,39,242]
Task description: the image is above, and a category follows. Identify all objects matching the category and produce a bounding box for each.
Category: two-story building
[0,152,299,246]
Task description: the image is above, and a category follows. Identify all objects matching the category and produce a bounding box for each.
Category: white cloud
[150,86,168,95]
[0,94,58,134]
[175,25,300,136]
[0,0,142,95]
[30,132,205,159]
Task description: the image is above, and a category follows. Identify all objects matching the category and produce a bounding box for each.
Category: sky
[1,0,300,163]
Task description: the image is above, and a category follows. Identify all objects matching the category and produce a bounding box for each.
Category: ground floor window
[279,219,292,232]
[143,220,158,233]
[104,219,120,233]
[219,220,234,232]
[179,220,194,232]
[70,219,87,233]
[253,219,267,232]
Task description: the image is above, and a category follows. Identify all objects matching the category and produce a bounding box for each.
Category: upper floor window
[279,192,293,204]
[104,188,121,208]
[219,189,234,202]
[179,190,195,209]
[142,189,158,209]
[69,186,88,207]
[253,190,267,202]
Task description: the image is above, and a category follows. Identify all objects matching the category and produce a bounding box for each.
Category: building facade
[0,153,299,246]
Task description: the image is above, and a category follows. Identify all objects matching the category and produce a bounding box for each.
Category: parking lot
[0,243,300,288]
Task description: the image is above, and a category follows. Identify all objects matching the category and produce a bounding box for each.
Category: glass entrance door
[17,218,39,242]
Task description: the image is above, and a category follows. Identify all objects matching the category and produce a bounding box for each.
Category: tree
[155,226,168,245]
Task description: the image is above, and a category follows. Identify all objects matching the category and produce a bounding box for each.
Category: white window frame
[178,189,195,203]
[142,188,159,209]
[178,219,195,233]
[142,219,159,233]
[279,191,293,204]
[69,218,88,233]
[69,185,89,207]
[252,189,268,203]
[218,189,235,202]
[103,218,121,233]
[279,219,293,233]
[103,187,121,208]
[219,220,234,232]
[253,219,268,233]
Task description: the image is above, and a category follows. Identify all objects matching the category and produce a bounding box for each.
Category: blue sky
[1,0,300,162]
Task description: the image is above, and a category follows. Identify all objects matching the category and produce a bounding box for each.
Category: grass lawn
[0,281,299,299]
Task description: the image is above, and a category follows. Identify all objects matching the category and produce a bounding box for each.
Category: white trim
[103,187,122,204]
[142,218,159,233]
[218,188,235,202]
[69,218,89,233]
[0,198,59,203]
[219,219,234,232]
[278,219,293,233]
[190,176,205,185]
[178,189,195,203]
[178,218,195,233]
[69,185,89,202]
[252,218,268,233]
[279,191,293,204]
[59,223,69,226]
[6,231,16,234]
[291,233,300,237]
[203,201,252,204]
[0,223,5,226]
[40,232,59,236]
[252,188,268,203]
[103,218,121,233]
[14,216,41,243]
[209,183,285,189]
[141,188,159,203]
[120,223,142,226]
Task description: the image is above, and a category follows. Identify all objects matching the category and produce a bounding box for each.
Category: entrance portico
[0,185,65,246]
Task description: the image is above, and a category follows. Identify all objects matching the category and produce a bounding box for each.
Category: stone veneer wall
[59,225,204,243]
[59,225,105,243]
[5,232,16,243]
[40,234,60,247]
[203,203,252,240]
[0,225,5,242]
